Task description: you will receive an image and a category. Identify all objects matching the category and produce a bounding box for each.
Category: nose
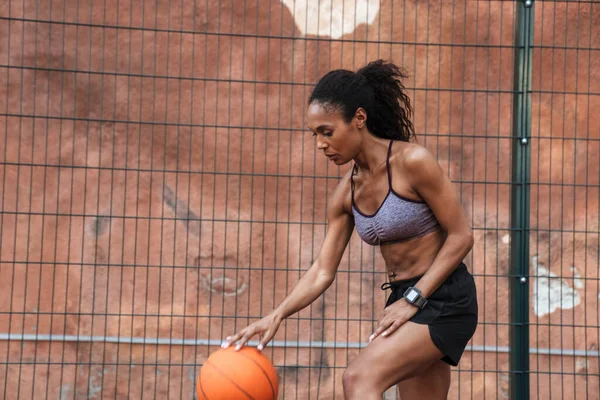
[316,137,328,150]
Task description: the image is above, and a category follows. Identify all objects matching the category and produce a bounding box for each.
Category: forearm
[272,263,334,321]
[414,232,474,298]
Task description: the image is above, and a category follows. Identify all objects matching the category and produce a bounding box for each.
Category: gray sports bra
[351,141,441,246]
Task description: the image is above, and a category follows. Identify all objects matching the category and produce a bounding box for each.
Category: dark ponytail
[308,59,415,142]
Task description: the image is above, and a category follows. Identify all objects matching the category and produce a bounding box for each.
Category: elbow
[448,229,474,253]
[317,268,336,288]
[464,230,474,252]
[314,263,336,289]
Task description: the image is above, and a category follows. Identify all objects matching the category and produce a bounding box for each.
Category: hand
[369,299,419,342]
[221,313,282,351]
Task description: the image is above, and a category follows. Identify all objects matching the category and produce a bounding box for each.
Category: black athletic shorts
[382,263,478,366]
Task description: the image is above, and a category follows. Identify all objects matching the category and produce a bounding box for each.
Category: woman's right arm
[222,176,355,351]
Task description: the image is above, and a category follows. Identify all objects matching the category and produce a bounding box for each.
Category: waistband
[381,263,467,291]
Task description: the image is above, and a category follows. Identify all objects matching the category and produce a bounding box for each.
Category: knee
[341,367,358,392]
[342,365,374,396]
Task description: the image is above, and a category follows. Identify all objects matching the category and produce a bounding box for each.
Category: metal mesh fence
[0,0,597,399]
[529,2,600,399]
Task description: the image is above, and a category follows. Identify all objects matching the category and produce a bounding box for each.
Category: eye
[323,131,333,137]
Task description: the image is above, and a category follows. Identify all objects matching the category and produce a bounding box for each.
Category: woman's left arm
[369,145,474,342]
[405,145,474,298]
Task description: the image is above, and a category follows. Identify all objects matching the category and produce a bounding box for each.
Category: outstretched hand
[369,299,419,342]
[221,313,282,351]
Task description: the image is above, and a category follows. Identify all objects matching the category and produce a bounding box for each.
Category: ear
[354,107,367,129]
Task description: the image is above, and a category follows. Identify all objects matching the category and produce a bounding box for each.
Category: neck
[352,133,390,174]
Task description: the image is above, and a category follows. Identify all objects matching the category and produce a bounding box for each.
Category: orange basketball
[197,347,279,400]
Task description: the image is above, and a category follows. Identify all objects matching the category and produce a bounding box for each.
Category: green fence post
[510,0,534,399]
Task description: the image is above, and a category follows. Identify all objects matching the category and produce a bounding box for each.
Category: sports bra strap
[350,162,358,201]
[352,141,394,199]
[386,140,394,190]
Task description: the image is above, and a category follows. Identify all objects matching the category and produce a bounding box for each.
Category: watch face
[406,290,418,302]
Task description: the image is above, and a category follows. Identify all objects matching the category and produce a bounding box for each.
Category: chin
[332,157,346,165]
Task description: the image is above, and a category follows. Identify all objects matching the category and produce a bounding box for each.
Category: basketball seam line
[204,359,256,400]
[236,351,276,399]
[198,375,209,400]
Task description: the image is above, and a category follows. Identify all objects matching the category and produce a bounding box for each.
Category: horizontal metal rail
[0,333,597,357]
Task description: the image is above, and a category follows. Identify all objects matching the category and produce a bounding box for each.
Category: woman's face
[306,102,363,165]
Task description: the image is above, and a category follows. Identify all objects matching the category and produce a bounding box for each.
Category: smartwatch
[403,286,428,309]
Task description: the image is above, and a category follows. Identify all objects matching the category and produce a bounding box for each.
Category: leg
[342,321,445,400]
[396,359,450,400]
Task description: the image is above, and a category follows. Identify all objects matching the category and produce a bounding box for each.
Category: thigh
[347,321,444,392]
[396,359,450,400]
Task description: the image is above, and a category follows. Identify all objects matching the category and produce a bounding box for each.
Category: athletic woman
[222,59,478,400]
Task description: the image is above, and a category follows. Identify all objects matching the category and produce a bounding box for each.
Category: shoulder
[389,142,443,187]
[389,141,436,169]
[328,167,354,216]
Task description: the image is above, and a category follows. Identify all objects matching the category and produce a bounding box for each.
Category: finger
[258,327,277,351]
[369,320,392,342]
[236,330,256,351]
[381,320,404,337]
[257,330,273,351]
[221,331,244,349]
[256,333,265,351]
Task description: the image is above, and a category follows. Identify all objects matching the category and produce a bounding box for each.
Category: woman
[221,59,478,399]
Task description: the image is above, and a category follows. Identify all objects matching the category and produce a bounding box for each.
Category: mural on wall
[280,0,381,39]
